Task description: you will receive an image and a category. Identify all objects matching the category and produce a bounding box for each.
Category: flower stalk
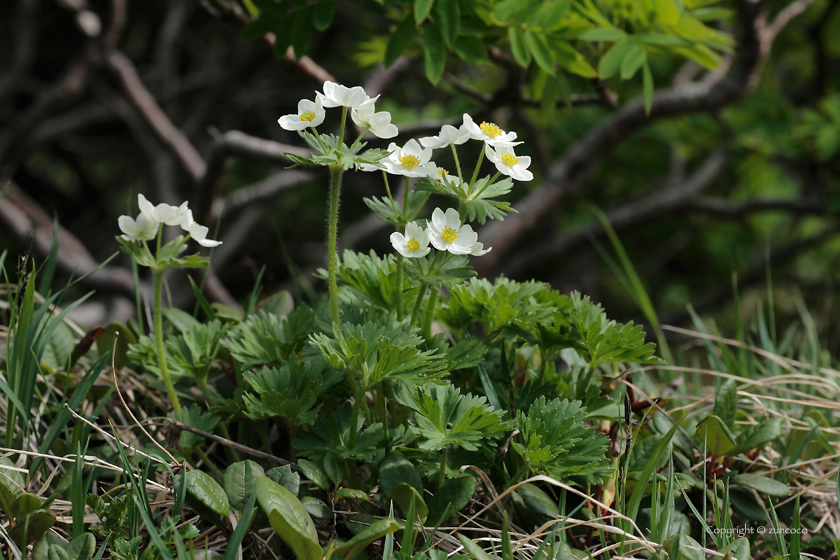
[422,286,440,341]
[154,268,182,416]
[327,164,344,324]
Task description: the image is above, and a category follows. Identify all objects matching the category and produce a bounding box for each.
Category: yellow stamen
[480,122,503,138]
[441,226,458,243]
[407,238,420,252]
[399,154,421,168]
[438,168,448,177]
[501,152,519,167]
[299,111,316,122]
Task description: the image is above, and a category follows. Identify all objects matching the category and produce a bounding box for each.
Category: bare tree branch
[475,1,774,277]
[767,0,816,42]
[107,51,207,181]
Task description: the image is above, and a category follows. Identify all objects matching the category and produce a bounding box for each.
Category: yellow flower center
[407,238,420,252]
[480,121,503,138]
[299,111,316,122]
[441,226,458,243]
[438,168,448,178]
[501,153,519,167]
[399,154,421,168]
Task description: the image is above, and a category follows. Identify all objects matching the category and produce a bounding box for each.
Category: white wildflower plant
[390,221,431,258]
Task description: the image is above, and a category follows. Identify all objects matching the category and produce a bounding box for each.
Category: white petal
[430,208,447,232]
[371,123,398,139]
[138,194,155,217]
[429,232,448,251]
[419,136,447,149]
[196,238,222,248]
[278,114,310,131]
[443,208,461,229]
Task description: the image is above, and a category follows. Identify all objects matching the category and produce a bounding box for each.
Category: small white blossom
[180,210,222,248]
[351,97,398,139]
[427,207,479,256]
[278,97,326,131]
[462,114,521,147]
[118,213,158,241]
[136,194,188,226]
[317,81,368,109]
[381,139,435,177]
[390,221,431,258]
[485,145,533,182]
[419,124,470,149]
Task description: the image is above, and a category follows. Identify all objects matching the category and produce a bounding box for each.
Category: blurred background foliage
[1,0,839,351]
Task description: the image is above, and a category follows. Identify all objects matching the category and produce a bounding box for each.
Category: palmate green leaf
[569,292,663,368]
[444,338,487,371]
[178,405,219,452]
[221,305,314,368]
[309,316,447,390]
[294,403,387,464]
[321,250,417,317]
[394,383,512,452]
[514,397,612,485]
[116,238,155,268]
[441,277,563,338]
[401,251,475,290]
[364,190,429,226]
[242,357,341,424]
[415,176,515,224]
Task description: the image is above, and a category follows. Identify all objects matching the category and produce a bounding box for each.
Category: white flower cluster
[390,208,490,259]
[118,194,221,247]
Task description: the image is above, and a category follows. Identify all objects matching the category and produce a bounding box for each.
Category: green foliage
[514,397,611,484]
[415,176,515,224]
[221,306,314,368]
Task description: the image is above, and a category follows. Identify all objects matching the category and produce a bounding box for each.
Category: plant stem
[473,171,502,199]
[468,147,485,195]
[410,283,428,326]
[451,144,464,183]
[154,269,182,416]
[338,106,348,148]
[422,286,440,341]
[348,125,370,153]
[394,257,404,320]
[438,447,447,490]
[402,176,410,222]
[327,164,343,324]
[383,171,398,215]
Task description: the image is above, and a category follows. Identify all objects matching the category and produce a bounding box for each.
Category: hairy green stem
[451,144,464,183]
[422,286,440,341]
[154,269,182,416]
[438,447,448,490]
[327,164,343,323]
[394,258,404,320]
[468,147,485,195]
[410,283,428,327]
[383,171,398,215]
[338,107,348,148]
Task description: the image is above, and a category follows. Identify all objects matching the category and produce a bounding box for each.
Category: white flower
[351,97,398,139]
[381,139,435,177]
[180,210,222,248]
[278,97,326,131]
[427,207,479,255]
[137,194,188,226]
[118,213,158,241]
[390,221,431,258]
[485,145,533,181]
[317,81,368,109]
[419,124,470,149]
[462,114,521,147]
[469,241,491,256]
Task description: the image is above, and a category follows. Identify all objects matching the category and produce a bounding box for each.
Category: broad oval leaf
[385,14,416,67]
[713,379,738,429]
[10,493,42,520]
[224,460,265,511]
[524,31,555,75]
[619,42,646,80]
[9,509,56,546]
[301,496,332,519]
[427,475,477,525]
[379,452,422,500]
[65,533,95,560]
[731,474,789,498]
[733,417,783,455]
[508,27,530,67]
[721,537,750,560]
[694,415,736,456]
[266,465,300,496]
[598,38,633,79]
[392,483,428,524]
[48,546,71,560]
[267,510,322,560]
[516,483,557,518]
[332,519,399,560]
[297,459,329,490]
[32,533,68,560]
[414,0,434,25]
[175,470,230,518]
[255,476,318,541]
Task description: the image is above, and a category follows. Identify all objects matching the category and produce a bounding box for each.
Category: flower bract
[462,114,521,147]
[278,97,326,131]
[419,124,470,149]
[427,207,479,255]
[390,221,431,258]
[485,145,534,181]
[317,81,368,109]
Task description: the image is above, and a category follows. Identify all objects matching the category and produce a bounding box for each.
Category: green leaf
[524,31,554,75]
[297,459,329,491]
[241,15,280,39]
[224,460,266,511]
[598,38,633,79]
[493,0,541,24]
[252,0,285,17]
[174,470,230,518]
[392,483,428,524]
[695,415,736,456]
[266,465,300,496]
[516,484,557,518]
[553,41,597,78]
[312,0,333,31]
[9,510,56,546]
[332,519,400,560]
[713,379,738,429]
[379,452,423,500]
[414,0,434,25]
[733,417,784,455]
[578,27,627,41]
[290,7,313,58]
[423,23,447,84]
[385,13,416,67]
[458,535,494,560]
[32,533,69,560]
[435,0,459,48]
[65,533,96,560]
[721,538,750,560]
[731,474,789,498]
[527,1,570,31]
[427,476,478,526]
[267,510,322,560]
[256,476,319,542]
[655,0,681,25]
[48,546,71,560]
[0,457,26,496]
[10,493,41,520]
[626,418,683,521]
[619,42,646,80]
[642,61,653,115]
[301,496,332,519]
[453,36,488,64]
[508,27,530,67]
[662,535,703,560]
